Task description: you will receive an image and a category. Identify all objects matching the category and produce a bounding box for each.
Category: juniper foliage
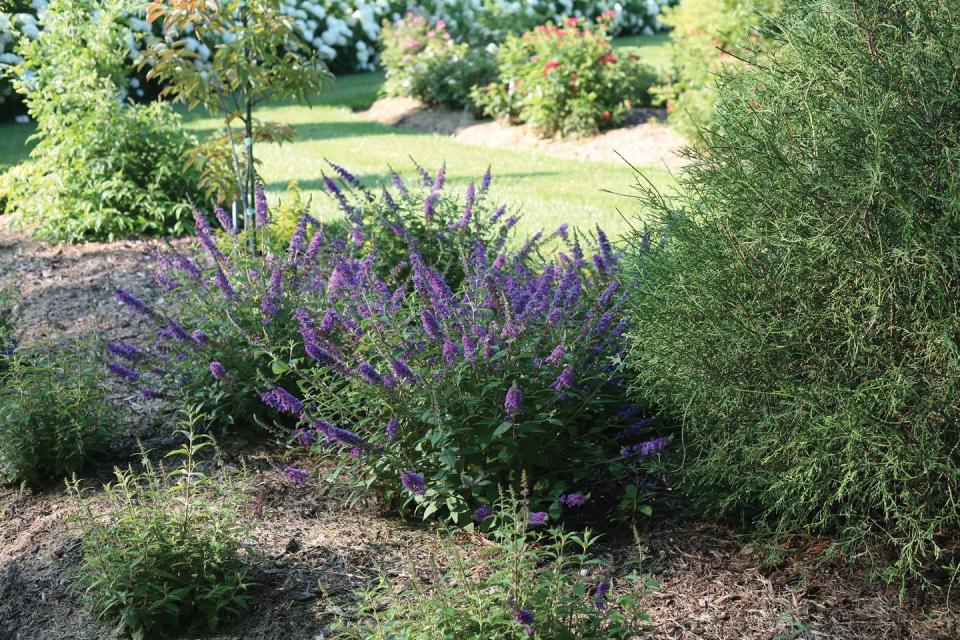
[625,0,960,584]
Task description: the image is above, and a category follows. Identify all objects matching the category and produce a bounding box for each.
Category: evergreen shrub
[625,0,960,583]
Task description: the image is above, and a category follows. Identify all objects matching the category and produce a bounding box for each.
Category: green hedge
[625,0,960,584]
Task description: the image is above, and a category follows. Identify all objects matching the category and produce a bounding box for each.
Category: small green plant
[71,414,252,639]
[334,489,654,639]
[3,0,200,241]
[471,15,657,138]
[0,342,114,487]
[381,12,496,110]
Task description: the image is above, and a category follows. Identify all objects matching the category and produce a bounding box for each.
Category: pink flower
[436,19,446,30]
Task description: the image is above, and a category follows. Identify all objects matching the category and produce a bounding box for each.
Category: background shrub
[625,0,960,583]
[381,12,496,109]
[0,1,674,120]
[0,343,114,487]
[653,0,780,142]
[471,16,658,138]
[3,0,200,241]
[334,490,653,639]
[71,419,252,639]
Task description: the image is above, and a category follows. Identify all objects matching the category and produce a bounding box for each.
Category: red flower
[603,111,612,121]
[599,53,617,65]
[543,59,560,76]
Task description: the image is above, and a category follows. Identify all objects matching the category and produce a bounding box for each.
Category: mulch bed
[1,221,957,639]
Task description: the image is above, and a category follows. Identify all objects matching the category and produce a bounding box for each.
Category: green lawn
[1,34,676,239]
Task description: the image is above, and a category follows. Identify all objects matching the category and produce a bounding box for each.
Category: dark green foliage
[624,0,960,583]
[0,343,114,487]
[3,0,200,242]
[71,419,252,639]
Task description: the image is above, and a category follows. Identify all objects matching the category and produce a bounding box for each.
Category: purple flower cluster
[621,435,670,459]
[283,466,310,486]
[261,387,304,415]
[401,470,426,495]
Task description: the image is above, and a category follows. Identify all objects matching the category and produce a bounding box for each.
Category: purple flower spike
[480,165,492,193]
[108,363,140,382]
[420,309,443,340]
[442,339,458,364]
[559,492,587,508]
[514,609,535,626]
[106,341,143,362]
[505,382,523,418]
[193,208,225,263]
[209,361,227,380]
[593,581,610,610]
[115,288,156,319]
[545,343,565,366]
[261,387,304,415]
[551,366,574,392]
[358,362,384,386]
[472,505,495,522]
[423,191,439,220]
[528,512,549,528]
[214,265,236,299]
[261,267,283,324]
[390,358,419,383]
[621,435,670,459]
[432,164,446,192]
[386,417,400,442]
[401,470,426,496]
[215,205,236,235]
[295,428,315,447]
[283,466,310,486]
[255,184,269,228]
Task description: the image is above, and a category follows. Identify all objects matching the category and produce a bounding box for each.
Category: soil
[362,97,690,171]
[1,221,958,639]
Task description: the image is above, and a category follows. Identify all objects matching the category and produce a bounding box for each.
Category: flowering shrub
[381,12,495,109]
[110,160,666,522]
[0,342,114,487]
[471,16,658,138]
[71,417,252,638]
[282,216,645,522]
[2,0,200,241]
[108,163,519,433]
[333,490,654,639]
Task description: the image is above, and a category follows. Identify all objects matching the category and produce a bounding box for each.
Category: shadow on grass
[265,170,564,193]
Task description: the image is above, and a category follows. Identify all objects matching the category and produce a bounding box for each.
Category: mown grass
[0,34,677,239]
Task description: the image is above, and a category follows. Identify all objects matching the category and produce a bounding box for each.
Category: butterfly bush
[109,160,666,523]
[107,163,520,432]
[272,209,658,522]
